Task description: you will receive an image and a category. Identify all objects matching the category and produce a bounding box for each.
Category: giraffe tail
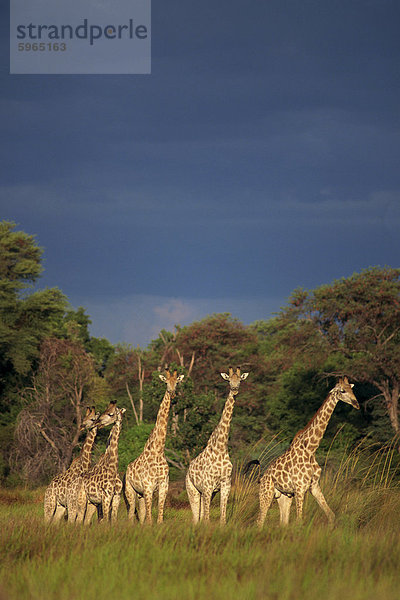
[122,471,128,508]
[243,460,261,483]
[122,471,134,517]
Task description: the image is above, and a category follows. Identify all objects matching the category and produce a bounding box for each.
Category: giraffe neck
[207,390,235,452]
[144,390,171,455]
[102,420,122,471]
[292,390,339,454]
[79,427,98,472]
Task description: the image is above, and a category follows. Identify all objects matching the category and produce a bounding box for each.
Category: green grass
[1,443,400,600]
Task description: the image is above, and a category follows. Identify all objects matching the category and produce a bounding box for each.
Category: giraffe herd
[44,368,359,528]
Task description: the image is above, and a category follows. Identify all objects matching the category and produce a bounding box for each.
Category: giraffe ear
[159,374,167,383]
[177,374,185,382]
[120,407,126,414]
[221,373,230,380]
[241,372,249,380]
[350,383,354,388]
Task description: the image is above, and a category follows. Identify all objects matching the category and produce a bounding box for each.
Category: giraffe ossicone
[257,376,359,528]
[186,366,249,525]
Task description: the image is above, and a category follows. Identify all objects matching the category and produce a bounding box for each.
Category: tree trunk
[378,380,399,440]
[64,387,84,469]
[385,388,399,435]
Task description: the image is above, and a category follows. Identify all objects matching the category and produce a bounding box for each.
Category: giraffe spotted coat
[257,377,359,527]
[43,406,99,524]
[76,403,126,525]
[124,369,184,524]
[186,367,249,525]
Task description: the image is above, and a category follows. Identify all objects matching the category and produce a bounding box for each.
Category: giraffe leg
[101,495,112,523]
[185,473,201,525]
[67,496,78,523]
[294,489,306,522]
[199,495,204,521]
[257,475,274,528]
[75,502,86,524]
[277,494,293,526]
[219,478,231,525]
[110,478,122,523]
[157,478,168,524]
[111,493,121,523]
[124,478,137,521]
[137,494,146,524]
[201,490,212,523]
[143,489,154,524]
[52,503,66,524]
[66,483,80,523]
[83,502,97,525]
[44,487,56,523]
[310,481,335,524]
[75,482,87,524]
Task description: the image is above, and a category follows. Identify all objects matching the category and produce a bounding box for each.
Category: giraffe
[124,368,184,524]
[76,401,126,525]
[44,406,99,523]
[186,367,249,525]
[257,377,359,528]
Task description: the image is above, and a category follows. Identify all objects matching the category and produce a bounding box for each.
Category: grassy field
[1,445,400,600]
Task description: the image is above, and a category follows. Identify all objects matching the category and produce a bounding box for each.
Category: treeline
[1,221,399,486]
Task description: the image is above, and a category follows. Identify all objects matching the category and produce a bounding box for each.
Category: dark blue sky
[1,1,399,346]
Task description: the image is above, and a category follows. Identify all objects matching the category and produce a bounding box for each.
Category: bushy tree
[12,337,102,484]
[175,314,258,392]
[254,267,400,448]
[0,221,67,381]
[0,222,69,482]
[63,306,115,373]
[285,267,400,437]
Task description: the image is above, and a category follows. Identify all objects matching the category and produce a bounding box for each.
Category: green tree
[0,222,69,482]
[280,267,400,439]
[62,306,115,374]
[0,221,67,380]
[174,314,268,448]
[174,314,258,392]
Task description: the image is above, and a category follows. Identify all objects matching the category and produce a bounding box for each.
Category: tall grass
[1,440,400,600]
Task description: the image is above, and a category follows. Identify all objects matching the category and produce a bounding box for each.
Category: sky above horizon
[1,1,399,347]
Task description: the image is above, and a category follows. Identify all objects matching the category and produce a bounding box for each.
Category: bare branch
[36,423,59,455]
[126,381,139,426]
[188,351,195,377]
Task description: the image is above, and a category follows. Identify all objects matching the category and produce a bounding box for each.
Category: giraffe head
[80,406,100,431]
[159,368,184,399]
[221,367,249,395]
[332,377,360,409]
[95,401,126,429]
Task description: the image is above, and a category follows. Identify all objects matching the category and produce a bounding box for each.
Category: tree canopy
[280,267,400,436]
[0,222,68,379]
